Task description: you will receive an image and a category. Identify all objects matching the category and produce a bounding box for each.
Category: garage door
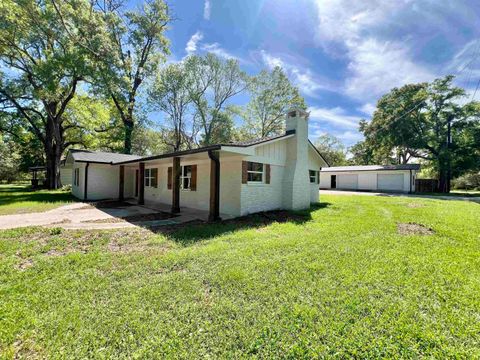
[337,174,358,189]
[377,174,404,191]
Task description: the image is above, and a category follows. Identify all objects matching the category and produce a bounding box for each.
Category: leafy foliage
[242,66,305,138]
[355,76,480,191]
[314,134,347,166]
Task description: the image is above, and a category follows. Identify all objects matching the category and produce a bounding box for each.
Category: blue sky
[148,0,480,146]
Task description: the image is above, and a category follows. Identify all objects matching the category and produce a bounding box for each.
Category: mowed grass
[1,195,480,358]
[0,184,75,215]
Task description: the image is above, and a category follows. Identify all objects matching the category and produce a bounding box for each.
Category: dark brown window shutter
[191,165,197,191]
[317,171,320,184]
[242,161,248,184]
[167,167,172,189]
[265,164,271,184]
[152,168,158,188]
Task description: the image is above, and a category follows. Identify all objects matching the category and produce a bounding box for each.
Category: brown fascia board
[114,145,222,165]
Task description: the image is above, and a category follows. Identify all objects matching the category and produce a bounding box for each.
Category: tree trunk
[43,119,64,190]
[123,119,134,154]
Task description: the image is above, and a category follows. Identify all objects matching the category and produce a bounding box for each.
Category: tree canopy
[353,75,480,192]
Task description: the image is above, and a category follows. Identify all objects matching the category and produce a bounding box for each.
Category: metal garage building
[319,164,421,193]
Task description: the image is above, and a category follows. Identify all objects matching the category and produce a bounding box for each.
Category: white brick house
[65,109,329,219]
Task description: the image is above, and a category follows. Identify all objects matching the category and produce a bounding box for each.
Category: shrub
[61,184,72,192]
[452,172,480,190]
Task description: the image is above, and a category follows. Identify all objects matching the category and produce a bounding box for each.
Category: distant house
[64,109,329,220]
[320,164,421,193]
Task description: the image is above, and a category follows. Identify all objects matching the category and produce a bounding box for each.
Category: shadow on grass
[151,202,331,246]
[0,185,75,207]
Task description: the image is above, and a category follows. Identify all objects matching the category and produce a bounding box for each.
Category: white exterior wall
[220,157,241,217]
[60,166,72,186]
[240,164,284,216]
[358,173,377,190]
[142,161,211,212]
[320,170,416,193]
[308,146,323,203]
[86,164,119,200]
[282,111,310,210]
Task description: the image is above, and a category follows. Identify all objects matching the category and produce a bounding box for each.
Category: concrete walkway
[320,190,480,203]
[0,201,213,230]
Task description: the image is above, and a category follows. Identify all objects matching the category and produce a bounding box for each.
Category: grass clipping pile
[397,222,434,235]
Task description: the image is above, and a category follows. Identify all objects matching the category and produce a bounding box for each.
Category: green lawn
[1,195,479,358]
[0,184,75,215]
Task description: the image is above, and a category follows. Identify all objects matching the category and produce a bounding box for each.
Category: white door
[377,174,404,191]
[337,174,358,189]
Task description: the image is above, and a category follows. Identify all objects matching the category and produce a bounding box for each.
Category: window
[309,170,317,183]
[144,168,157,187]
[181,165,192,190]
[74,168,79,186]
[247,162,264,182]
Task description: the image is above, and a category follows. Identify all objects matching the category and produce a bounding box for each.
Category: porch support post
[118,165,125,201]
[138,162,145,205]
[172,156,181,213]
[208,150,221,221]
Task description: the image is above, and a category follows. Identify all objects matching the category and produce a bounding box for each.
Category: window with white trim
[247,162,264,183]
[309,170,317,183]
[144,168,155,187]
[181,165,192,190]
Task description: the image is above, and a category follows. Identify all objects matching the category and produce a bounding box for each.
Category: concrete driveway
[320,190,480,203]
[0,202,187,230]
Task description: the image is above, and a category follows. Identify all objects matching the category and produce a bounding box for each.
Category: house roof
[114,132,299,165]
[321,164,421,172]
[68,131,328,166]
[69,149,142,164]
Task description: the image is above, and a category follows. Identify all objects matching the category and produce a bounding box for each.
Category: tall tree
[243,66,306,138]
[359,76,480,192]
[185,54,247,146]
[0,0,94,188]
[314,134,347,166]
[148,62,192,151]
[53,0,171,154]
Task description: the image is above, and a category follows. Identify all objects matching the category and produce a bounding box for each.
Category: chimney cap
[286,108,309,119]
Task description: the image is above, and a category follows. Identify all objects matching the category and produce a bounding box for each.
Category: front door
[331,175,337,189]
[135,169,139,197]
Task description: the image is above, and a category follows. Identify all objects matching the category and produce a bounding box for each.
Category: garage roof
[321,164,421,172]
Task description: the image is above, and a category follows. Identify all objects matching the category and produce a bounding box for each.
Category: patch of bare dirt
[49,218,72,225]
[72,205,95,210]
[16,258,34,271]
[82,217,125,224]
[107,241,164,253]
[397,222,434,235]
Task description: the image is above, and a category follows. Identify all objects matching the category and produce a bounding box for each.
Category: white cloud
[185,31,203,55]
[203,0,211,20]
[260,50,323,97]
[358,102,376,116]
[309,106,362,129]
[345,39,434,99]
[201,43,236,60]
[335,130,364,144]
[313,0,435,100]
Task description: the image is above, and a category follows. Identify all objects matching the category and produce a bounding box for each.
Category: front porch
[117,148,240,221]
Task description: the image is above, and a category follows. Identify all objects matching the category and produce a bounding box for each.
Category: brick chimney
[282,108,310,210]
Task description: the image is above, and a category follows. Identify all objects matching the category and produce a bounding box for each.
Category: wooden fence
[415,179,439,193]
